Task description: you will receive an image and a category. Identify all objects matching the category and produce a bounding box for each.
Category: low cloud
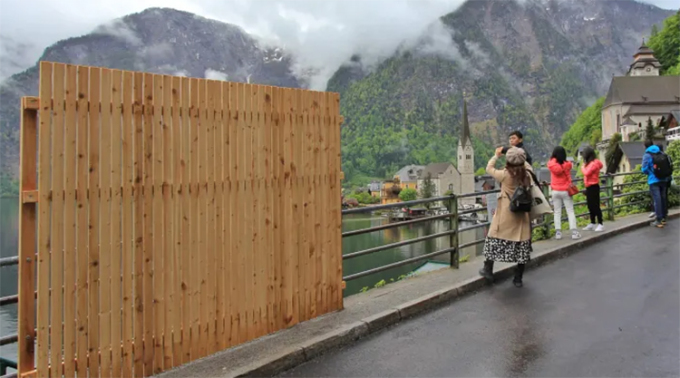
[94,19,142,46]
[205,68,228,81]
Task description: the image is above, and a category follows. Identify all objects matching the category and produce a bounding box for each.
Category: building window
[466,155,471,159]
[617,114,621,131]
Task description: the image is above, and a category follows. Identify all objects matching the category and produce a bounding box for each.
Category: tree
[420,173,436,209]
[475,167,486,176]
[647,11,680,75]
[605,133,622,174]
[561,97,605,155]
[644,117,656,141]
[399,188,418,203]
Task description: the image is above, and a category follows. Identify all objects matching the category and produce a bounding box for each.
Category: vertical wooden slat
[121,70,134,378]
[37,62,52,378]
[197,78,208,359]
[320,91,331,314]
[244,83,257,339]
[48,63,65,378]
[189,77,200,359]
[162,74,174,370]
[142,71,155,377]
[294,89,309,322]
[99,68,113,378]
[263,86,276,332]
[179,76,192,363]
[62,64,78,378]
[236,82,249,342]
[111,69,124,378]
[75,64,90,375]
[308,90,319,318]
[273,87,290,329]
[220,81,231,349]
[205,80,217,353]
[310,90,321,316]
[283,88,299,326]
[214,80,225,351]
[330,92,343,308]
[228,82,241,346]
[252,84,266,337]
[132,71,145,378]
[170,75,183,365]
[152,73,165,374]
[88,66,102,377]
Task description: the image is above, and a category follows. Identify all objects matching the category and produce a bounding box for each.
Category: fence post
[542,185,551,236]
[448,195,459,269]
[18,96,39,375]
[606,174,615,221]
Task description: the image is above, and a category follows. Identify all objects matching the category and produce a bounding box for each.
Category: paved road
[279,220,680,377]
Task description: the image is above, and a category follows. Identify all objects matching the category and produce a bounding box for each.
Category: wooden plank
[36,61,52,378]
[162,74,174,371]
[283,88,298,326]
[170,75,182,365]
[197,78,208,359]
[110,69,124,378]
[179,76,191,363]
[62,64,78,378]
[263,86,276,333]
[23,96,40,110]
[121,70,134,378]
[274,87,289,329]
[244,83,256,340]
[227,82,240,346]
[309,90,319,319]
[213,80,225,351]
[236,82,249,343]
[189,78,200,360]
[152,73,165,374]
[132,71,145,378]
[271,86,283,330]
[251,84,266,337]
[99,67,113,378]
[294,89,309,322]
[320,91,330,315]
[49,62,65,378]
[142,72,155,377]
[75,64,90,375]
[205,79,217,354]
[88,66,102,377]
[18,92,39,376]
[330,93,343,309]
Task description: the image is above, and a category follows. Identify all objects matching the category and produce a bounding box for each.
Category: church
[598,40,680,167]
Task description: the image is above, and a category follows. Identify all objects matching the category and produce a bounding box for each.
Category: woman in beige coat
[479,147,534,287]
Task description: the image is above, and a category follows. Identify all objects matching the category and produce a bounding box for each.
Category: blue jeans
[650,182,668,221]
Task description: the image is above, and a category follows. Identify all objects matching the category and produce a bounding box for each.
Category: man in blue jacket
[641,142,668,228]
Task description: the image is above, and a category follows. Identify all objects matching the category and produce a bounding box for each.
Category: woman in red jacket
[548,146,580,240]
[580,147,604,232]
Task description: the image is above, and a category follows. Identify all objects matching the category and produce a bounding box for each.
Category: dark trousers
[586,184,603,225]
[650,182,669,221]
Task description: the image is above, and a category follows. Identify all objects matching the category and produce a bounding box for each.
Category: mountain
[0,7,298,179]
[0,1,674,188]
[332,0,673,182]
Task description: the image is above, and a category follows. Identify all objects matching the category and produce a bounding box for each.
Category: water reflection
[0,198,19,363]
[342,213,484,296]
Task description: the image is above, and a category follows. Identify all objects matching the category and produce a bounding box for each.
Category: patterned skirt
[483,236,532,264]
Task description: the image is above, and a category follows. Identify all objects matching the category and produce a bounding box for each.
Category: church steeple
[460,99,472,148]
[628,39,661,76]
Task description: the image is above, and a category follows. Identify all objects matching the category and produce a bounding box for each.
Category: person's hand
[495,147,503,157]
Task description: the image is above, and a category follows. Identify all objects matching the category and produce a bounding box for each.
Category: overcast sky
[0,0,677,82]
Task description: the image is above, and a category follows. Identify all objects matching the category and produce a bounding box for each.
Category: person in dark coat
[502,130,533,166]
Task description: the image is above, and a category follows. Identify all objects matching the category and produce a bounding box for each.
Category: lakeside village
[342,41,680,223]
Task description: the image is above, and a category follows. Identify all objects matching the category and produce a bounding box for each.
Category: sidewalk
[156,209,679,378]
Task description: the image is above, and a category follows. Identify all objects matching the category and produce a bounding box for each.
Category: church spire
[461,99,471,148]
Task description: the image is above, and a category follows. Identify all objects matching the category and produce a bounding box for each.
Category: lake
[0,197,485,364]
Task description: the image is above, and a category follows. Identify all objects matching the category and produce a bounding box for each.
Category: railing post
[448,195,459,269]
[542,185,551,236]
[606,174,615,221]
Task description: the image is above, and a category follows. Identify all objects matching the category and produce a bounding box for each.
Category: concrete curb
[232,213,679,377]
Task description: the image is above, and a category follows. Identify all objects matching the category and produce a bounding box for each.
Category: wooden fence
[17,61,343,378]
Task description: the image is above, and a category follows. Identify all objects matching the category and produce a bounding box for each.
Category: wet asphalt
[278,220,680,377]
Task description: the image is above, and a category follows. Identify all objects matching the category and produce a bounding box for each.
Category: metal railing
[341,172,679,283]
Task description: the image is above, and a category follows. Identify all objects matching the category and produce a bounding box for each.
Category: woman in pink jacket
[548,146,580,240]
[580,147,604,232]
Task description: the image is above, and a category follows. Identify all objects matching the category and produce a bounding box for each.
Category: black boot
[513,264,525,288]
[479,260,494,281]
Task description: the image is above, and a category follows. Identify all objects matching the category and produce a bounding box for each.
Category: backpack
[651,152,672,179]
[510,185,532,213]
